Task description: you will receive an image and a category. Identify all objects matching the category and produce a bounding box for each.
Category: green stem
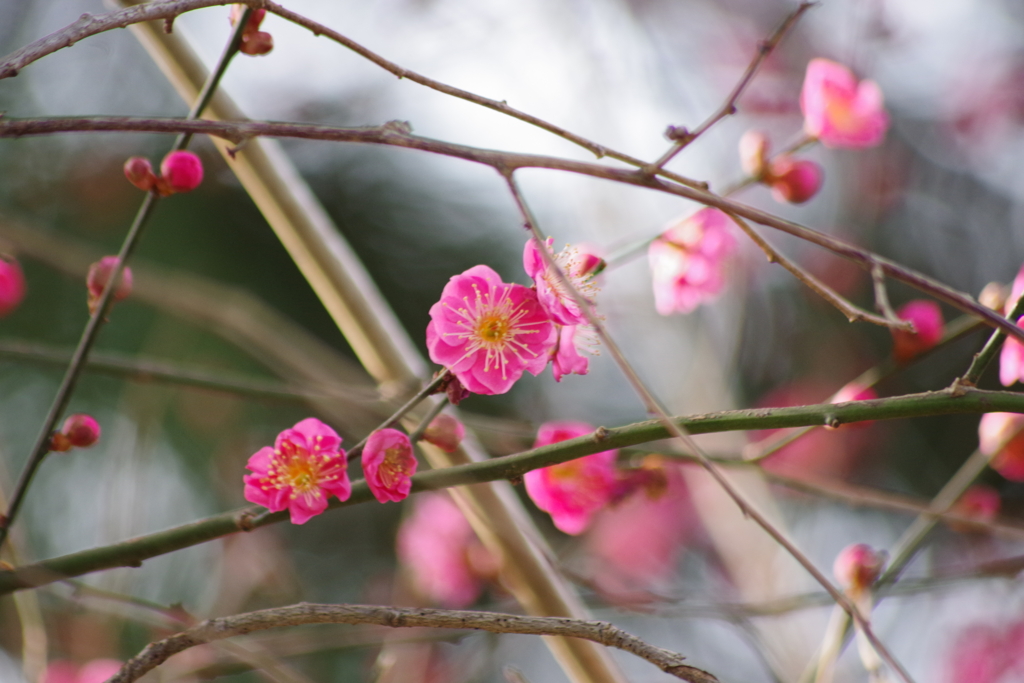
[2,386,1022,596]
[961,291,1024,385]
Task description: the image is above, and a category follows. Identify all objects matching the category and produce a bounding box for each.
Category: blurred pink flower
[648,208,736,316]
[945,621,1024,683]
[86,256,133,316]
[0,257,26,317]
[43,659,123,683]
[421,413,465,453]
[550,323,598,382]
[952,485,1001,528]
[243,417,351,524]
[978,412,1024,482]
[426,265,556,395]
[585,462,697,599]
[158,150,204,195]
[362,428,417,503]
[523,421,618,535]
[892,300,944,363]
[767,157,824,204]
[801,58,889,148]
[833,543,886,592]
[397,493,494,608]
[1000,264,1024,386]
[523,237,600,326]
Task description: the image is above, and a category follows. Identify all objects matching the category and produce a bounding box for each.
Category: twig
[728,212,912,330]
[0,12,253,549]
[344,372,448,462]
[502,174,917,683]
[2,115,1015,347]
[1,386,1023,595]
[648,2,816,170]
[871,263,904,327]
[961,289,1024,385]
[108,603,719,683]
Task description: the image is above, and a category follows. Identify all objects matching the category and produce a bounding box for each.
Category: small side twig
[871,263,907,328]
[961,288,1024,386]
[108,603,718,683]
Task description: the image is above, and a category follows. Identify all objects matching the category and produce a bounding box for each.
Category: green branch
[2,386,1021,596]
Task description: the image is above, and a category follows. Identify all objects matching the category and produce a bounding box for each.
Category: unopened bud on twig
[86,256,133,315]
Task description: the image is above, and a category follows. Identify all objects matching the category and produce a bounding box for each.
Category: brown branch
[0,114,1011,347]
[108,603,718,683]
[649,1,817,170]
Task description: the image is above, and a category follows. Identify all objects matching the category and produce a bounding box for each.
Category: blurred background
[1,0,1024,681]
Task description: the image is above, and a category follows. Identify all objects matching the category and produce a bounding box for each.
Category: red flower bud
[123,156,157,192]
[834,543,886,592]
[159,151,204,195]
[767,157,824,204]
[61,414,101,448]
[241,31,274,56]
[86,256,133,315]
[891,300,944,363]
[0,257,27,318]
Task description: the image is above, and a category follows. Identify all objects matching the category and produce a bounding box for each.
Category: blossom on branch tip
[523,237,600,326]
[891,300,944,363]
[978,412,1024,482]
[426,265,556,395]
[422,413,465,453]
[86,256,133,315]
[523,421,618,535]
[648,208,736,316]
[0,257,26,317]
[362,428,417,503]
[801,58,889,148]
[243,417,351,524]
[833,543,886,592]
[158,151,204,195]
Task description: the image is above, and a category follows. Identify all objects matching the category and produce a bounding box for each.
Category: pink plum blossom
[767,157,824,204]
[426,265,556,395]
[523,421,618,535]
[523,237,600,326]
[999,263,1024,386]
[243,417,351,524]
[62,414,101,449]
[550,323,598,382]
[978,412,1024,482]
[159,150,204,195]
[801,58,890,148]
[648,208,736,316]
[43,659,123,683]
[396,493,496,608]
[892,300,945,363]
[945,621,1024,683]
[0,257,26,317]
[834,543,886,592]
[421,413,465,453]
[86,256,133,315]
[362,428,417,503]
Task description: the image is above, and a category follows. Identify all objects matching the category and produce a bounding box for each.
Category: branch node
[824,414,841,429]
[163,16,175,34]
[593,426,610,442]
[664,125,692,143]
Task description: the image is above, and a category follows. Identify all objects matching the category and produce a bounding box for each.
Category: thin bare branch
[109,603,718,683]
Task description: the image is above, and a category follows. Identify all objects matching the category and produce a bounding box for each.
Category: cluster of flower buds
[49,414,101,453]
[86,256,133,316]
[123,151,204,196]
[739,130,823,204]
[230,5,274,56]
[0,256,26,318]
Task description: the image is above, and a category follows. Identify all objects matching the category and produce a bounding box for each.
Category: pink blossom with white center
[801,58,890,149]
[978,412,1024,482]
[550,323,599,382]
[892,300,945,363]
[362,428,417,503]
[523,237,600,326]
[426,265,556,395]
[523,421,618,535]
[648,208,736,316]
[0,257,26,317]
[243,417,351,524]
[397,493,492,608]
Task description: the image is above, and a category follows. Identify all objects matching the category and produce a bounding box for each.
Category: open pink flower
[362,428,417,503]
[0,257,26,317]
[397,493,496,608]
[550,323,598,382]
[892,300,944,363]
[243,418,351,524]
[523,421,618,535]
[648,208,736,315]
[523,238,600,326]
[801,58,890,148]
[978,412,1024,482]
[426,265,556,395]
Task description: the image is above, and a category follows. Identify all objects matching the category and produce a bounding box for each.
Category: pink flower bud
[766,157,823,204]
[891,300,944,363]
[833,543,886,591]
[0,257,27,318]
[421,413,465,453]
[86,256,133,315]
[158,151,204,195]
[123,156,157,192]
[739,129,770,178]
[61,414,101,448]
